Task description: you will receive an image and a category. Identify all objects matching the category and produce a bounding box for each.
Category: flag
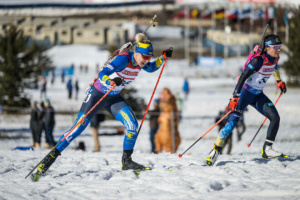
[226,7,251,20]
[214,9,225,19]
[201,9,213,19]
[251,9,264,20]
[284,10,289,26]
[201,8,225,19]
[226,9,238,19]
[239,7,251,19]
[265,7,276,19]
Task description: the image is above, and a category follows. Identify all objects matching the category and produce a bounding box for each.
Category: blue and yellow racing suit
[56,51,165,152]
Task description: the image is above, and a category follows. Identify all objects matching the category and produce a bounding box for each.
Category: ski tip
[178,154,182,158]
[247,143,251,147]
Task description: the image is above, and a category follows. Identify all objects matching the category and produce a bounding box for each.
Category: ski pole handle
[143,15,158,34]
[178,110,232,158]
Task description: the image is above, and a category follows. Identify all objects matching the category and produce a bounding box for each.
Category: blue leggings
[56,87,138,152]
[220,87,280,142]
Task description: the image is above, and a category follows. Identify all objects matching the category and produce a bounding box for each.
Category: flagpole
[198,8,202,59]
[184,5,190,67]
[250,3,254,51]
[237,1,241,61]
[274,7,277,35]
[224,2,228,59]
[211,4,216,58]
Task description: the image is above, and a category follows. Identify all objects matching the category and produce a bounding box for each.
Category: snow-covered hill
[0,44,299,200]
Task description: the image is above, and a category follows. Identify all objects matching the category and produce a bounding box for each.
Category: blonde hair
[135,33,150,44]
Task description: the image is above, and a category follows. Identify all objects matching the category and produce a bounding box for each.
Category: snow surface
[1,45,300,200]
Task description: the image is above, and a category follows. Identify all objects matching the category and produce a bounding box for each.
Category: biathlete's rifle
[178,110,232,158]
[25,85,115,179]
[247,92,283,147]
[100,15,158,71]
[243,19,272,70]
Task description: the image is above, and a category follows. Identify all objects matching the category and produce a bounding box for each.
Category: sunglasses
[140,54,152,61]
[269,45,281,50]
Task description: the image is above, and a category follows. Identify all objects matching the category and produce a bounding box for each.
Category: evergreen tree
[283,8,300,86]
[0,25,52,111]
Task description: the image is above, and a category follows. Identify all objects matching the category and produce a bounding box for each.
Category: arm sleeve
[99,54,129,84]
[142,56,165,73]
[233,56,264,95]
[273,64,281,81]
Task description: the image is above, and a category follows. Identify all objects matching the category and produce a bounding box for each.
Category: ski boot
[121,150,151,173]
[31,148,61,182]
[262,143,288,159]
[206,144,222,166]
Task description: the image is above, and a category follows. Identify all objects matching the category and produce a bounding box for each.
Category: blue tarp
[0,0,174,9]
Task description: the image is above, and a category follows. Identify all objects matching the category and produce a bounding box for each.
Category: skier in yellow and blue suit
[32,33,173,181]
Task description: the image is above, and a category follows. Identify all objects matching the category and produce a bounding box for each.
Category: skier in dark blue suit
[206,34,287,166]
[32,33,173,181]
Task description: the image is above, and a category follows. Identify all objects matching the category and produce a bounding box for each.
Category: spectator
[30,101,42,148]
[90,111,105,152]
[96,63,100,74]
[148,99,160,153]
[43,99,56,148]
[75,79,79,100]
[155,88,181,153]
[39,101,48,148]
[40,77,47,100]
[67,79,73,99]
[61,70,65,83]
[182,77,190,100]
[175,92,184,121]
[51,69,55,85]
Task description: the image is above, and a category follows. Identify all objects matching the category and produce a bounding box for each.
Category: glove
[110,77,123,86]
[228,94,239,111]
[162,47,173,59]
[277,80,287,93]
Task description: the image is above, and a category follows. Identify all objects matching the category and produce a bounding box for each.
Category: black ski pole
[178,110,232,158]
